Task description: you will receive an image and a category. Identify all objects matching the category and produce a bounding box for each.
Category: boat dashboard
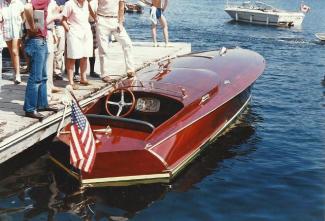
[85,84,185,133]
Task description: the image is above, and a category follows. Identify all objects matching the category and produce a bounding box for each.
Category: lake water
[1,0,325,220]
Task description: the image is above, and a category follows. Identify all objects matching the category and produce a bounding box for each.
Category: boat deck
[0,41,191,164]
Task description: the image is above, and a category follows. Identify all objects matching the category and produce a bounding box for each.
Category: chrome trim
[147,148,168,167]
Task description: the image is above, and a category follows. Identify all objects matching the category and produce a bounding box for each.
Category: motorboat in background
[315,33,325,41]
[50,47,265,188]
[224,1,309,27]
[125,2,144,13]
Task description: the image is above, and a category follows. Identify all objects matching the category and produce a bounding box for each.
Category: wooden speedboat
[225,1,307,27]
[50,47,265,187]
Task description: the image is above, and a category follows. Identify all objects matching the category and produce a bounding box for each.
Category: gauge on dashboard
[136,97,160,112]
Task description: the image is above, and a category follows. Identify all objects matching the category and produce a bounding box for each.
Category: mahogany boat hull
[50,47,265,187]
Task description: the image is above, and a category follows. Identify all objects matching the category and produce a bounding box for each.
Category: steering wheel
[105,87,136,117]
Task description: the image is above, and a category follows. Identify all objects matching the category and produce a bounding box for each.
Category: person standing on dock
[95,0,135,83]
[140,0,169,47]
[74,0,100,80]
[46,0,63,99]
[61,0,93,89]
[23,0,59,120]
[52,0,67,81]
[0,0,25,84]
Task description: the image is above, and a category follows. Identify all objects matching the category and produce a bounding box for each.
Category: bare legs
[151,15,169,47]
[6,39,21,83]
[20,40,30,73]
[160,16,169,46]
[66,57,88,89]
[151,24,158,46]
[79,58,88,83]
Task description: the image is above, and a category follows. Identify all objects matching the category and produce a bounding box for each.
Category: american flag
[70,100,96,173]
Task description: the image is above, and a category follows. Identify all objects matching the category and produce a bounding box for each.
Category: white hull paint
[225,7,305,27]
[315,33,325,41]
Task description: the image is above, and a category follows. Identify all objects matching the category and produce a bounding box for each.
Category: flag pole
[66,86,85,113]
[65,86,94,187]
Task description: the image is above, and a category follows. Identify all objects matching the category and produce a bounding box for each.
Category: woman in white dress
[0,0,25,84]
[61,0,93,89]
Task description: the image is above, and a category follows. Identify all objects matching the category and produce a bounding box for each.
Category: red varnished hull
[51,47,265,187]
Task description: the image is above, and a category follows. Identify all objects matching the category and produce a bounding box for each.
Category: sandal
[80,80,92,86]
[52,87,63,93]
[70,84,79,90]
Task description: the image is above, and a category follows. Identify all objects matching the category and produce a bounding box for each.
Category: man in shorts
[140,0,168,47]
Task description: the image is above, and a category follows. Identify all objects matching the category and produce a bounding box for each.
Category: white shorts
[66,28,93,59]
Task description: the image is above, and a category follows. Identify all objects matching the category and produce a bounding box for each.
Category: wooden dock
[0,42,191,164]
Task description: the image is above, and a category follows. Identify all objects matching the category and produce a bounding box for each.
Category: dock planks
[0,42,191,164]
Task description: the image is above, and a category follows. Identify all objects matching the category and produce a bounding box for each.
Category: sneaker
[14,75,22,84]
[53,73,63,80]
[20,65,29,74]
[90,72,100,78]
[73,75,80,82]
[25,111,44,121]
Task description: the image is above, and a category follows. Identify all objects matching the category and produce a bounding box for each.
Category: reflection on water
[0,107,260,220]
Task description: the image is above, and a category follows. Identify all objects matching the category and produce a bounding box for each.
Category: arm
[52,25,58,43]
[61,16,69,32]
[88,0,97,22]
[118,0,125,25]
[61,2,70,32]
[21,10,25,23]
[24,3,37,32]
[163,0,168,11]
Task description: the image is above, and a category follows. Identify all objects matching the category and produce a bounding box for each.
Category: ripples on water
[1,0,325,220]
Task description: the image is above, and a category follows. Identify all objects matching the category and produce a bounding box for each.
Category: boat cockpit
[85,80,185,133]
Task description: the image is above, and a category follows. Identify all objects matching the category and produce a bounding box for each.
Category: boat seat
[86,114,155,133]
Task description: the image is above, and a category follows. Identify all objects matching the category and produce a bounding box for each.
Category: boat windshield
[239,1,275,11]
[116,80,187,100]
[255,1,275,10]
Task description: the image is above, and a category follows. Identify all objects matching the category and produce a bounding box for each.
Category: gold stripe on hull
[82,173,170,188]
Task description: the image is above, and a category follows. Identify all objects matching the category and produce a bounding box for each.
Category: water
[1,0,325,220]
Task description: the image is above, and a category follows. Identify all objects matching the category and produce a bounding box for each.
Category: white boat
[315,33,325,41]
[224,1,307,27]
